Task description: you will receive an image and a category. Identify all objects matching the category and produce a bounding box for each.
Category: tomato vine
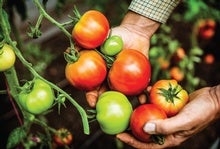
[0,0,90,148]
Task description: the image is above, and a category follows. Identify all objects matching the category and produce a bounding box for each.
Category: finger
[138,93,147,104]
[85,90,98,108]
[116,133,165,149]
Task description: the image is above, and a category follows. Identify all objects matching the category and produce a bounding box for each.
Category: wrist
[120,11,160,40]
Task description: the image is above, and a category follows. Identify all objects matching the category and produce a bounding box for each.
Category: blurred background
[0,0,220,148]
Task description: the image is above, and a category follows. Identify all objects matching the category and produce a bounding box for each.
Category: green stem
[0,0,90,134]
[32,0,71,38]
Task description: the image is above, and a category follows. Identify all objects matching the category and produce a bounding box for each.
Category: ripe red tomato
[108,49,151,95]
[72,10,110,49]
[130,104,167,143]
[53,128,73,146]
[149,79,189,117]
[65,50,107,91]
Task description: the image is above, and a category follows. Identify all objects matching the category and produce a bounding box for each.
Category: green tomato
[0,43,16,71]
[18,79,54,114]
[96,91,133,135]
[100,35,123,56]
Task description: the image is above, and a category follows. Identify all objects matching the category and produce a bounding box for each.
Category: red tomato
[65,50,107,91]
[149,79,189,117]
[108,49,151,95]
[54,128,73,146]
[72,10,110,49]
[130,104,167,143]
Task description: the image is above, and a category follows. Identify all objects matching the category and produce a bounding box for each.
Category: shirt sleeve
[128,0,180,23]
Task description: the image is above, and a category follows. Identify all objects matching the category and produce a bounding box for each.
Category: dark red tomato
[108,49,151,95]
[130,104,167,143]
[65,50,107,91]
[72,10,110,49]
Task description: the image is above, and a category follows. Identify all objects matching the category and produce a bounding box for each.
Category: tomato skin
[100,35,123,56]
[96,91,133,135]
[18,79,54,114]
[54,128,73,146]
[130,104,167,142]
[108,49,151,95]
[72,10,110,49]
[0,44,16,71]
[65,50,107,91]
[149,79,189,117]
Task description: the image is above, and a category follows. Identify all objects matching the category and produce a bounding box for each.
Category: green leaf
[6,126,26,149]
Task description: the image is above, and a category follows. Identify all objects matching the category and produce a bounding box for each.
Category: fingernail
[143,122,156,134]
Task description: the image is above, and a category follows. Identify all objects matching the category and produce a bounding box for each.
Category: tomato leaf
[6,126,26,149]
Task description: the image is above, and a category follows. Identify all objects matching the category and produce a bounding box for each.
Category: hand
[86,11,160,108]
[116,86,220,148]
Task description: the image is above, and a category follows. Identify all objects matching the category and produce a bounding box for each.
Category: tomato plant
[130,104,167,144]
[100,35,123,56]
[18,79,54,114]
[0,43,16,71]
[53,128,73,146]
[72,10,110,49]
[65,50,107,91]
[108,49,151,95]
[149,79,189,117]
[96,91,133,135]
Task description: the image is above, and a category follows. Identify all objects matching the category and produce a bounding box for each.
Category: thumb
[143,114,190,135]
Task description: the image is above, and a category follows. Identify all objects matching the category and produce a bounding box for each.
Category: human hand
[86,11,160,108]
[116,86,220,148]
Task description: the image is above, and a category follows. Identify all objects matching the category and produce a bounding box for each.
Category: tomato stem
[158,83,182,104]
[150,134,165,145]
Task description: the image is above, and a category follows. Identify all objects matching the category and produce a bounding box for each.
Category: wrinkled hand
[116,87,220,148]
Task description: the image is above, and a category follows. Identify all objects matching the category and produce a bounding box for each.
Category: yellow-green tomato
[0,44,16,71]
[96,91,133,135]
[18,79,54,114]
[100,35,123,56]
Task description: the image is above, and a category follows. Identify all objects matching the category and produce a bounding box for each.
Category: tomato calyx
[95,49,115,68]
[64,47,79,63]
[157,83,182,104]
[71,6,82,23]
[150,134,165,145]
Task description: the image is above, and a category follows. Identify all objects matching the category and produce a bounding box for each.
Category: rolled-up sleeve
[128,0,180,23]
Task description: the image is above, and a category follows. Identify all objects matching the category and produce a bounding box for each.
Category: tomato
[96,91,133,135]
[18,79,54,114]
[204,54,215,64]
[169,67,184,82]
[197,19,216,39]
[65,50,107,91]
[130,104,167,143]
[108,49,151,95]
[149,79,189,117]
[171,47,186,63]
[72,10,110,49]
[53,128,73,146]
[100,35,123,56]
[0,43,16,71]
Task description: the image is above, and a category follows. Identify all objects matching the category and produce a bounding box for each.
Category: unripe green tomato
[0,44,16,71]
[100,35,123,56]
[96,91,133,135]
[18,79,54,114]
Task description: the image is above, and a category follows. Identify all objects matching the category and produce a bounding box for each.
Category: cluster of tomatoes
[65,9,151,95]
[66,9,190,144]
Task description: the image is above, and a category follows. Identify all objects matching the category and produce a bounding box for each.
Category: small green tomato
[100,35,123,56]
